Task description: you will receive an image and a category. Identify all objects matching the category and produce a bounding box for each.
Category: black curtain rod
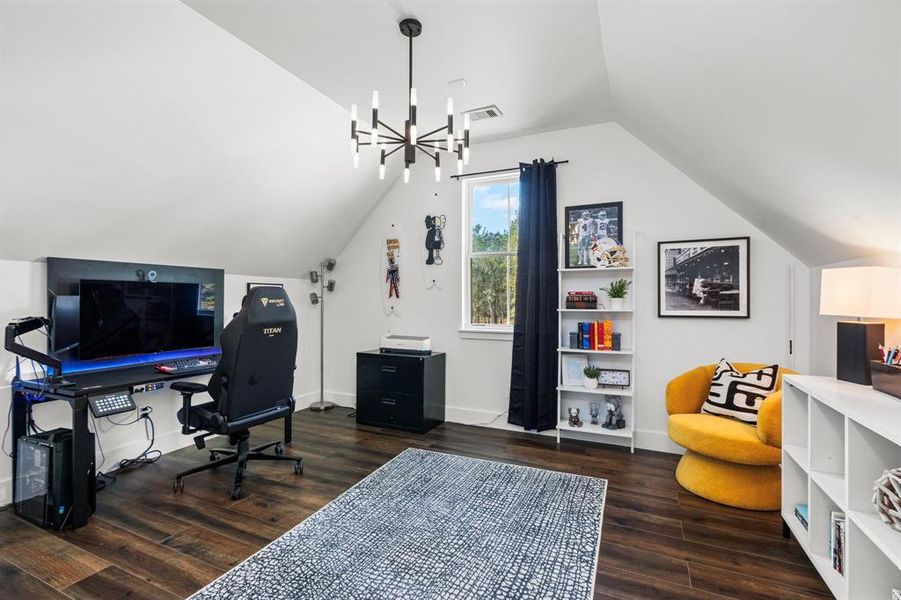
[450,160,569,180]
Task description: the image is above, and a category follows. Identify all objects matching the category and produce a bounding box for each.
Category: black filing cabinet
[356,350,445,433]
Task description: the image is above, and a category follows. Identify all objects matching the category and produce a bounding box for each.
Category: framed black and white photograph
[564,202,623,269]
[657,237,750,318]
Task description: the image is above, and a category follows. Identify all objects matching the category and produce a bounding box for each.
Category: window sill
[458,328,514,341]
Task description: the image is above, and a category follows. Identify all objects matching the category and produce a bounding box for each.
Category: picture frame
[247,282,284,294]
[564,202,624,269]
[657,236,750,318]
[562,354,589,386]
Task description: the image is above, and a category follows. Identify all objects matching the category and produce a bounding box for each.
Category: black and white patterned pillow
[701,359,778,424]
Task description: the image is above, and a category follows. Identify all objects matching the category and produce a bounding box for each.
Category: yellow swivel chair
[666,363,796,511]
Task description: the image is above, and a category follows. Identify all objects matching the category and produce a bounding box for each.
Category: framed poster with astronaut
[564,202,623,269]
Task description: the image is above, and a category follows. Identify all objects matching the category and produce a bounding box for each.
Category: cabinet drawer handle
[380,397,397,406]
[381,365,398,373]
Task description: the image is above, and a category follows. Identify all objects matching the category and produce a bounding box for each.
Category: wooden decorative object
[872,467,901,532]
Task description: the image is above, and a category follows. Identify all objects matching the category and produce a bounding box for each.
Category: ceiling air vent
[462,105,503,122]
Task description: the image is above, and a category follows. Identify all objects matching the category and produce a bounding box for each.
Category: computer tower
[15,428,95,529]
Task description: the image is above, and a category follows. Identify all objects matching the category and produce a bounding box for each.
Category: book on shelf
[576,321,615,351]
[793,503,808,530]
[566,291,597,309]
[829,511,846,576]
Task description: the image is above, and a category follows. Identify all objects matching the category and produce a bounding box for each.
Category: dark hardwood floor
[0,408,830,599]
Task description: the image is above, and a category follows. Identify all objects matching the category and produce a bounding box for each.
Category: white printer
[379,333,432,355]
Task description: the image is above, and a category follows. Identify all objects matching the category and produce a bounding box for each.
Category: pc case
[15,428,95,529]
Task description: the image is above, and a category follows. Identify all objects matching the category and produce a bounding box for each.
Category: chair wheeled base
[173,430,302,500]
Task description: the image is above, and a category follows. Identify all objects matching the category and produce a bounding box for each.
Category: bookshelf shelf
[558,308,633,313]
[782,375,901,599]
[556,230,637,453]
[556,385,633,397]
[558,267,633,273]
[557,348,633,355]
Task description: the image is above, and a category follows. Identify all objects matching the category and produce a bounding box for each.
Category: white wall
[0,258,320,505]
[0,0,392,278]
[324,122,810,453]
[809,252,901,376]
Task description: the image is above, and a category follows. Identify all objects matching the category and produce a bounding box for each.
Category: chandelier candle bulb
[404,164,411,183]
[379,163,386,180]
[434,154,441,182]
[457,144,463,175]
[353,152,360,169]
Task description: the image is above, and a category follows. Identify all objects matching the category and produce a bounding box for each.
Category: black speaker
[836,321,884,385]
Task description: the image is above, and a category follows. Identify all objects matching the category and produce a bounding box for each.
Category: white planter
[609,297,627,311]
[582,376,599,390]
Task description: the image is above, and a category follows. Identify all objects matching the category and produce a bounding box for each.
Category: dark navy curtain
[508,159,558,431]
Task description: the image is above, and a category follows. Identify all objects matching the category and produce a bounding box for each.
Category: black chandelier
[350,18,470,182]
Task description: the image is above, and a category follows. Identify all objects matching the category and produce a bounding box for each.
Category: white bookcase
[782,375,901,600]
[555,231,637,452]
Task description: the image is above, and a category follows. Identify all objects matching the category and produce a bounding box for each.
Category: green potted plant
[601,278,632,310]
[583,364,601,390]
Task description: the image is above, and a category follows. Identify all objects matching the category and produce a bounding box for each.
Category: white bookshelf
[556,231,637,452]
[782,375,901,600]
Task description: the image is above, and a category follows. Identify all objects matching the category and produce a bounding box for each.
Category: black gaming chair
[171,286,302,499]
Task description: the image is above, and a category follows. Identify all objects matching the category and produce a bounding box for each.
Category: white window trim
[460,172,519,336]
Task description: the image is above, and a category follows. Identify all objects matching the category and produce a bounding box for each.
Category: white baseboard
[634,429,684,455]
[318,392,681,454]
[0,428,197,507]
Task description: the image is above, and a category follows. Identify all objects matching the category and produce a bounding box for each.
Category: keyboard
[154,357,218,374]
[89,391,136,417]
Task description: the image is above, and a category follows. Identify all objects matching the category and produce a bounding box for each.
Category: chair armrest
[171,382,208,434]
[756,389,783,448]
[666,366,714,415]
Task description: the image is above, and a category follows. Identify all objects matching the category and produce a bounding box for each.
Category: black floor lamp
[309,258,337,411]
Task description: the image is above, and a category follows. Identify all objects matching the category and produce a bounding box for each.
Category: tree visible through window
[464,175,519,329]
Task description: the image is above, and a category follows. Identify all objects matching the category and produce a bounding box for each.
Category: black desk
[10,363,216,529]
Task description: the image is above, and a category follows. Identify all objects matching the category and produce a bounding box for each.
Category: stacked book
[830,511,846,576]
[793,503,808,530]
[566,291,597,309]
[577,320,614,350]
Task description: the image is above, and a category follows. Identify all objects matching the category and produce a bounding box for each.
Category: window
[462,174,519,331]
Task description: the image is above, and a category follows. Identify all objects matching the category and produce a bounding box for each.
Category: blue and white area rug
[191,448,606,600]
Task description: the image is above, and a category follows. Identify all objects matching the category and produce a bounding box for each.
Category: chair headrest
[241,286,296,327]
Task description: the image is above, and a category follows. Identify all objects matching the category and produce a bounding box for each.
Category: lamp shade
[820,266,901,319]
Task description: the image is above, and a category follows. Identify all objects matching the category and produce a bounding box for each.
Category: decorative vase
[609,297,626,310]
[582,376,599,390]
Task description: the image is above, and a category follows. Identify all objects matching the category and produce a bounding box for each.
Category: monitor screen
[77,279,216,361]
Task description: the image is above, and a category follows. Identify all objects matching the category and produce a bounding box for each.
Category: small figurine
[589,402,600,425]
[602,396,626,430]
[567,407,583,428]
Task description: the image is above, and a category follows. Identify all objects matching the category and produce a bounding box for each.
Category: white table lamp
[820,266,901,385]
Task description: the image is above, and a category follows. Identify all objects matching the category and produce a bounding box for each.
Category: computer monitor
[77,279,215,361]
[47,257,225,373]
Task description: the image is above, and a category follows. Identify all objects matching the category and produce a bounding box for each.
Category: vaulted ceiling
[1,1,897,274]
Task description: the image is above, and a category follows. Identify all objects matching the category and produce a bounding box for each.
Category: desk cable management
[91,405,162,491]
